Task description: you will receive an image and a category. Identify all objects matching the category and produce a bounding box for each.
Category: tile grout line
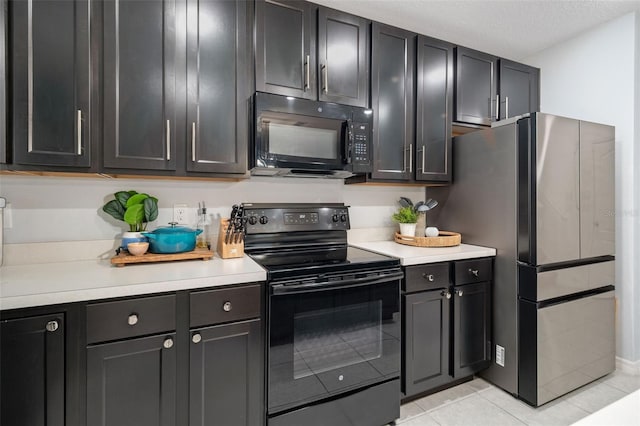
[475,388,529,426]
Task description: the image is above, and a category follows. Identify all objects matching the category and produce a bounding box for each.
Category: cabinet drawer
[404,263,450,292]
[454,258,493,285]
[190,284,261,328]
[87,295,176,344]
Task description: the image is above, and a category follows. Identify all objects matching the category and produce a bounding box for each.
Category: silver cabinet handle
[469,269,479,277]
[409,144,413,173]
[46,320,59,332]
[223,301,232,312]
[422,145,426,175]
[423,273,434,282]
[322,64,328,93]
[191,122,196,162]
[163,338,174,349]
[505,96,509,119]
[192,333,202,344]
[128,314,139,326]
[304,55,310,91]
[441,290,451,300]
[76,110,82,155]
[495,94,500,121]
[457,289,464,297]
[166,119,171,160]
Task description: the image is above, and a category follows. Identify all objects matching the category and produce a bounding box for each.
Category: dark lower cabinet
[102,0,176,171]
[86,333,177,426]
[10,0,91,167]
[498,59,540,120]
[403,290,450,396]
[0,313,65,426]
[402,258,493,400]
[189,319,262,426]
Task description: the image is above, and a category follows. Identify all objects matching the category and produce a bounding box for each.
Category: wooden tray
[394,231,461,247]
[111,248,215,267]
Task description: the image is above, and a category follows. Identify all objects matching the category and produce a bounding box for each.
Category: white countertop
[0,255,266,310]
[350,241,496,266]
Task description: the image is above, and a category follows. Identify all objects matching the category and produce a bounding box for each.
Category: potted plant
[392,205,418,236]
[102,190,159,249]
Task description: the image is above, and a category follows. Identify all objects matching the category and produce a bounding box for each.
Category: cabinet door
[10,0,90,167]
[455,47,497,126]
[190,319,263,426]
[255,0,316,100]
[1,313,65,426]
[403,290,451,398]
[87,333,177,426]
[186,0,250,174]
[499,59,539,120]
[453,281,491,377]
[415,36,453,182]
[103,0,176,170]
[370,23,414,181]
[1,0,6,164]
[317,7,368,107]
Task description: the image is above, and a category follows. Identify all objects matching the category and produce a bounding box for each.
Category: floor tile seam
[399,411,444,426]
[417,391,478,414]
[600,379,640,394]
[474,389,530,425]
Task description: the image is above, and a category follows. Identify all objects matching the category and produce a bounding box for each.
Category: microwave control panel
[350,122,371,173]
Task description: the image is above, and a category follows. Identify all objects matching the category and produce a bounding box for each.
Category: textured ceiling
[312,0,640,61]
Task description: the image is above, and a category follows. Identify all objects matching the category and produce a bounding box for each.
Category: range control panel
[243,203,350,234]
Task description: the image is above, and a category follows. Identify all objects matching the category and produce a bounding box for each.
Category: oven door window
[268,280,400,413]
[259,112,346,167]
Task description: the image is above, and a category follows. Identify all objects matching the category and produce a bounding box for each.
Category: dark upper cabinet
[186,0,250,174]
[370,23,415,180]
[499,59,540,120]
[454,46,498,126]
[10,0,91,167]
[1,313,65,426]
[453,281,492,377]
[317,7,369,107]
[87,333,177,426]
[415,36,453,182]
[189,319,262,426]
[255,0,316,100]
[256,0,368,107]
[103,0,176,171]
[403,289,450,397]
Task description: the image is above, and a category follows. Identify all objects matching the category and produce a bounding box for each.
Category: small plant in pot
[102,191,159,250]
[392,206,418,236]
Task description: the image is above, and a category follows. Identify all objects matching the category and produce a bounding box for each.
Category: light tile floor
[396,370,640,425]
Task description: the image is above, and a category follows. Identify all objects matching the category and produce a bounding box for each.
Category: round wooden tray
[394,231,461,247]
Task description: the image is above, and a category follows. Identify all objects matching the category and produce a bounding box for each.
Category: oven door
[267,271,401,414]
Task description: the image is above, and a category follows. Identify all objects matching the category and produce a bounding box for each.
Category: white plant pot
[121,231,148,250]
[399,223,417,237]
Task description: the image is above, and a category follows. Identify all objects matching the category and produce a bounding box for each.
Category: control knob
[248,216,258,225]
[259,216,269,225]
[340,214,348,222]
[332,214,340,223]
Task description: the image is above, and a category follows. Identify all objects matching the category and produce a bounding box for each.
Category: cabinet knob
[457,290,464,297]
[441,290,451,300]
[192,333,202,344]
[223,301,232,312]
[163,338,174,349]
[46,320,59,332]
[423,273,435,282]
[128,314,139,326]
[469,269,479,277]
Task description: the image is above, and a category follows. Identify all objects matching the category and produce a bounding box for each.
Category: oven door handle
[271,270,404,295]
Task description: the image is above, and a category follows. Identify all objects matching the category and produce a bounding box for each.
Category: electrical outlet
[173,204,188,225]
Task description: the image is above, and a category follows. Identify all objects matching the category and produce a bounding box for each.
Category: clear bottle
[196,204,210,249]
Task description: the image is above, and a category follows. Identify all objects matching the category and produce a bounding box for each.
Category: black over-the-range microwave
[250,92,373,178]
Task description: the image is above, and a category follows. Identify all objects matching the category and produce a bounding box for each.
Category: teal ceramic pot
[142,223,203,254]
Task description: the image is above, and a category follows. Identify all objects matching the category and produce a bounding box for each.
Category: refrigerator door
[580,121,615,258]
[519,290,615,406]
[534,113,581,265]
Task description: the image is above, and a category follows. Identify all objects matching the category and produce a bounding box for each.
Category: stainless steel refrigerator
[428,113,615,406]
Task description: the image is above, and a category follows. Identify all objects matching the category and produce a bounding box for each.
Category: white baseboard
[616,357,640,375]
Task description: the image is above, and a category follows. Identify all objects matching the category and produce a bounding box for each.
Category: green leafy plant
[392,206,418,224]
[102,190,159,232]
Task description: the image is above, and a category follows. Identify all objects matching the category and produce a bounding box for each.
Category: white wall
[0,174,424,243]
[525,12,639,363]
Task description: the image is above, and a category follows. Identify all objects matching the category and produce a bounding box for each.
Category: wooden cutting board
[110,248,215,267]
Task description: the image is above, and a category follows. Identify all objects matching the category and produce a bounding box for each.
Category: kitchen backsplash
[0,174,423,247]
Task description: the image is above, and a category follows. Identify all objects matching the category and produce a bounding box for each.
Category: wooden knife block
[216,218,244,259]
